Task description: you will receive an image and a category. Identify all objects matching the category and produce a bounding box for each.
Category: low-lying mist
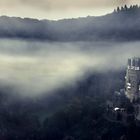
[0,38,139,96]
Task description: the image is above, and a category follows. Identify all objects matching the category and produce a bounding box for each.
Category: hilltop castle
[106,58,140,122]
[125,57,140,102]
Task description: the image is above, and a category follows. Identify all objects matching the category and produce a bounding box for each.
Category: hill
[0,5,140,41]
[0,70,140,140]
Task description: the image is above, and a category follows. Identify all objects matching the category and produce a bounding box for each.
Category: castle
[125,57,140,102]
[106,57,140,122]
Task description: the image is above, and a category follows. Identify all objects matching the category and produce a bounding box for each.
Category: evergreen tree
[124,5,128,10]
[117,7,120,12]
[121,6,125,11]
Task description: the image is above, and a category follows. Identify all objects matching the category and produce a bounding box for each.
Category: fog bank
[0,39,139,96]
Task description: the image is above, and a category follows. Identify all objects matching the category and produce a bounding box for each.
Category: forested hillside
[0,5,140,41]
[1,70,138,140]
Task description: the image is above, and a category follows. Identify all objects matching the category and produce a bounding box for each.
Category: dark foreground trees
[0,70,140,140]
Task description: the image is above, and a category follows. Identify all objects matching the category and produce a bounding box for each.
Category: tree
[121,6,125,11]
[117,7,120,12]
[124,5,128,11]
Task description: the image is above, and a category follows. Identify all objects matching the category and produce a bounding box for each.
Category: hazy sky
[0,0,139,20]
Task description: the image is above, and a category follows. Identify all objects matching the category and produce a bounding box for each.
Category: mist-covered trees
[115,5,140,13]
[0,5,140,41]
[1,70,140,140]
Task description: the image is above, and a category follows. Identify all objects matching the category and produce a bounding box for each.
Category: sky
[0,0,139,20]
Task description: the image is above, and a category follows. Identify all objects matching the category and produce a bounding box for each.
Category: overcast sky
[0,0,139,20]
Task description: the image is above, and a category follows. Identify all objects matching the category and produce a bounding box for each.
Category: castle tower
[125,57,140,102]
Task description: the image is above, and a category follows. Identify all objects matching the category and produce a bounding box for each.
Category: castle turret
[125,57,140,102]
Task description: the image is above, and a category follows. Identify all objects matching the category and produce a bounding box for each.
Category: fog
[0,39,139,96]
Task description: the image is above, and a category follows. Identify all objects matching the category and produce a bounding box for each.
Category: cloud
[6,0,136,9]
[0,39,140,97]
[0,0,138,19]
[19,0,51,9]
[8,0,130,9]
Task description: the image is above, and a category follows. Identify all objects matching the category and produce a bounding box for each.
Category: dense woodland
[115,5,140,13]
[0,70,140,140]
